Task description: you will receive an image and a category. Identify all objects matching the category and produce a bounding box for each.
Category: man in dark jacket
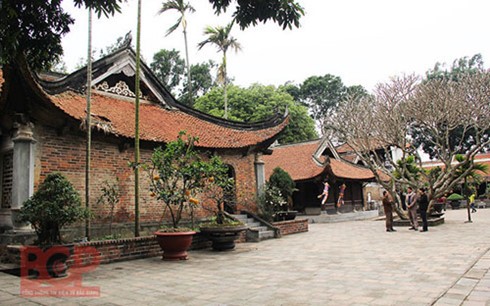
[418,188,429,232]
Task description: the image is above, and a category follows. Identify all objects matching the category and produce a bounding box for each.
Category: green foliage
[393,155,421,181]
[0,0,124,71]
[158,0,195,36]
[426,54,484,81]
[180,61,217,106]
[300,74,347,121]
[257,184,287,222]
[19,173,90,246]
[147,131,231,228]
[208,0,304,30]
[413,54,490,159]
[446,193,464,201]
[194,84,317,144]
[268,167,295,206]
[151,49,186,94]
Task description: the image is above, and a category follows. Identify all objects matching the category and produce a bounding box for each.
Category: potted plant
[268,167,297,221]
[18,173,90,278]
[198,157,246,251]
[447,193,464,209]
[148,131,228,260]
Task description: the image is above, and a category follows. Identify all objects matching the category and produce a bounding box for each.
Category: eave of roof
[50,91,288,149]
[263,139,325,181]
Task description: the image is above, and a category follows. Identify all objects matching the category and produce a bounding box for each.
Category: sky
[61,0,490,92]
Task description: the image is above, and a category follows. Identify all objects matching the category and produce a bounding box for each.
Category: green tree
[198,22,242,119]
[158,0,195,105]
[268,167,296,209]
[180,60,217,106]
[414,54,490,159]
[0,0,124,71]
[300,74,347,130]
[194,84,317,144]
[209,0,304,30]
[150,49,186,94]
[19,173,89,246]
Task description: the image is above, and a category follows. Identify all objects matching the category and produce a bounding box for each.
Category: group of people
[382,186,429,233]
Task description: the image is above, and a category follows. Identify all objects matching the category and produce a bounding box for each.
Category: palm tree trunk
[85,8,93,241]
[223,51,228,119]
[183,22,193,105]
[134,0,142,237]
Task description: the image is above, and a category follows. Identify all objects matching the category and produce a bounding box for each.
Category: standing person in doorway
[382,191,396,232]
[418,188,429,232]
[406,187,418,231]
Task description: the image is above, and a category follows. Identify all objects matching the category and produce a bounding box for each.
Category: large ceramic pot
[450,200,461,210]
[200,225,247,251]
[154,231,196,260]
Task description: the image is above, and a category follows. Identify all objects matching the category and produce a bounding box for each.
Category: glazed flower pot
[154,231,196,260]
[200,225,247,251]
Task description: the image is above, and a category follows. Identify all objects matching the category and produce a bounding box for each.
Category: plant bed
[392,216,445,227]
[272,219,308,235]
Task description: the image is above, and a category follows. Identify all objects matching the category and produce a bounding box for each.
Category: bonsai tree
[148,131,230,230]
[200,157,240,226]
[268,167,296,210]
[19,173,90,246]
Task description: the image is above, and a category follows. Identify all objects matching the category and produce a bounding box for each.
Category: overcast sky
[61,0,490,91]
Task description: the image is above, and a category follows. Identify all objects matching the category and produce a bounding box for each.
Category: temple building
[262,137,377,214]
[0,46,288,233]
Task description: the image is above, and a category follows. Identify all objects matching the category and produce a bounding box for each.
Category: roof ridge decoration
[95,80,141,99]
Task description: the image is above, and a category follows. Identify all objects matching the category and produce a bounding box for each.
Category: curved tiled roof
[263,139,375,181]
[50,91,288,149]
[329,158,375,180]
[263,140,325,181]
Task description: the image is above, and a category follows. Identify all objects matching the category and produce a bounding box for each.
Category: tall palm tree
[158,0,195,104]
[198,22,241,119]
[134,0,142,237]
[455,155,488,223]
[85,8,93,241]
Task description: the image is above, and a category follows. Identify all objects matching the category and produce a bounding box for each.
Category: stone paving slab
[1,209,490,305]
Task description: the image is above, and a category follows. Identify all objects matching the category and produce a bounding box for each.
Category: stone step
[231,214,276,241]
[250,226,268,232]
[247,222,261,228]
[259,230,275,240]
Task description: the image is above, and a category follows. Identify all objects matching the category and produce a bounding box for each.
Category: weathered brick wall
[33,125,259,227]
[272,219,308,235]
[4,234,212,265]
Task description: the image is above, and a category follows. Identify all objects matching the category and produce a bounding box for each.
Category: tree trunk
[183,22,193,105]
[134,0,142,237]
[85,8,93,241]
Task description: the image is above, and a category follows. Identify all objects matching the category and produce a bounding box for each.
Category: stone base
[393,216,445,227]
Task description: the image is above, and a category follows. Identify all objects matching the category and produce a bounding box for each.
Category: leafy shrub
[19,173,90,246]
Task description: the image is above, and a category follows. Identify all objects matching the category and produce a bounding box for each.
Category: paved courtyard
[1,209,489,306]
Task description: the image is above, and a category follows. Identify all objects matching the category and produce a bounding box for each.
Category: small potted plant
[18,173,90,278]
[198,157,246,251]
[148,131,230,259]
[446,193,464,210]
[268,167,297,221]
